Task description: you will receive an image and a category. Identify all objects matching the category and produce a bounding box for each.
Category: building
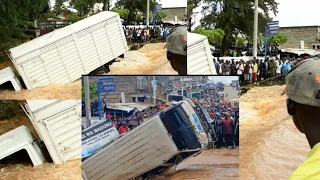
[280,26,320,49]
[88,76,171,103]
[162,7,187,22]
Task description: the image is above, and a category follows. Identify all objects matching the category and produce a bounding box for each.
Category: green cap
[286,59,320,107]
[166,26,187,56]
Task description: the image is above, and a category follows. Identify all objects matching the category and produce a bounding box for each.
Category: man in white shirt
[276,61,282,76]
[236,61,244,84]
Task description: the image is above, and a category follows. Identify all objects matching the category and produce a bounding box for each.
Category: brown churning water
[240,85,309,179]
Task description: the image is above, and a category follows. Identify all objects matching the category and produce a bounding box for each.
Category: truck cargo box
[82,103,205,180]
[187,32,217,75]
[22,100,81,164]
[9,11,127,89]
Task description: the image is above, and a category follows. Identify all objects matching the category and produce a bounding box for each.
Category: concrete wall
[89,76,170,103]
[162,7,187,22]
[280,26,320,49]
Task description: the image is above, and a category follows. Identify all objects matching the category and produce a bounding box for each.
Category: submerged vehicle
[82,100,208,180]
[0,11,127,91]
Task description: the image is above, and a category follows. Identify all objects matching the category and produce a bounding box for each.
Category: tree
[115,0,156,24]
[269,33,287,45]
[156,11,167,19]
[236,37,246,48]
[69,0,96,17]
[0,0,50,62]
[82,82,98,99]
[111,8,130,20]
[201,0,278,54]
[193,26,225,46]
[187,0,202,31]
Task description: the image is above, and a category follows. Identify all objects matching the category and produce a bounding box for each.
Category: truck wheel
[104,65,110,73]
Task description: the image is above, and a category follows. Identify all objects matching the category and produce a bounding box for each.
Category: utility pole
[253,0,259,58]
[153,76,156,104]
[147,0,150,26]
[84,76,91,128]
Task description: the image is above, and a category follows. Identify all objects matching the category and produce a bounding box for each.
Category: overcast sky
[192,0,320,29]
[209,76,239,84]
[270,0,320,27]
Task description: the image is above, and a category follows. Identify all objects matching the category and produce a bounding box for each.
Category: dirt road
[240,86,309,179]
[108,43,177,75]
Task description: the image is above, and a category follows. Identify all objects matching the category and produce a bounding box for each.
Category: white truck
[0,11,127,90]
[82,100,209,180]
[22,100,82,164]
[0,100,81,167]
[187,32,217,75]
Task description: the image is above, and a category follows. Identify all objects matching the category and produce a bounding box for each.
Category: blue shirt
[282,63,288,71]
[287,63,292,71]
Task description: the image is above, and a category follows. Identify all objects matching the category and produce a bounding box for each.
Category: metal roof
[107,103,154,113]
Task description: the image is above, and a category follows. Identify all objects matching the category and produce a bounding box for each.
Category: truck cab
[82,101,208,180]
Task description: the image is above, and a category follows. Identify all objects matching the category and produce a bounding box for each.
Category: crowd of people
[196,85,239,149]
[123,26,173,43]
[213,56,309,85]
[104,102,168,135]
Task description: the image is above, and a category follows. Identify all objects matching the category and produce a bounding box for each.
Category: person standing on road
[276,61,282,77]
[236,61,244,84]
[284,59,320,180]
[225,60,231,75]
[165,26,187,75]
[231,59,237,76]
[244,61,250,85]
[253,61,258,84]
[118,122,129,134]
[269,59,276,78]
[220,114,235,148]
[214,59,221,75]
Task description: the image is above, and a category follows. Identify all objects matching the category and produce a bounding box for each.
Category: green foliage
[269,33,288,45]
[115,0,156,23]
[156,11,167,19]
[69,0,96,16]
[236,37,246,48]
[111,8,130,20]
[0,101,23,120]
[201,0,278,53]
[0,0,50,62]
[82,82,98,99]
[193,26,225,45]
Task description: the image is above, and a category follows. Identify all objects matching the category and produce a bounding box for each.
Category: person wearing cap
[284,59,320,179]
[165,26,187,75]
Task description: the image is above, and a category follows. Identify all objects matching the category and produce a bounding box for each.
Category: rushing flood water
[0,115,81,180]
[240,85,309,180]
[0,81,81,100]
[109,43,177,75]
[153,149,239,180]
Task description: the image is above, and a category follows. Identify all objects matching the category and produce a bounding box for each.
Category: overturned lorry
[0,100,81,166]
[0,11,127,90]
[82,100,211,180]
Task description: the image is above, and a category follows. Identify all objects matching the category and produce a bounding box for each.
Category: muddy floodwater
[0,81,81,100]
[0,115,81,180]
[108,43,177,75]
[154,149,239,180]
[240,85,309,179]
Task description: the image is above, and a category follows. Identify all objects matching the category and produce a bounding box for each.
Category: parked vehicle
[82,100,208,180]
[1,11,127,90]
[187,32,217,75]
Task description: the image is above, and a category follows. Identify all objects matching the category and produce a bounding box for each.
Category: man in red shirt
[118,123,129,134]
[220,114,235,148]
